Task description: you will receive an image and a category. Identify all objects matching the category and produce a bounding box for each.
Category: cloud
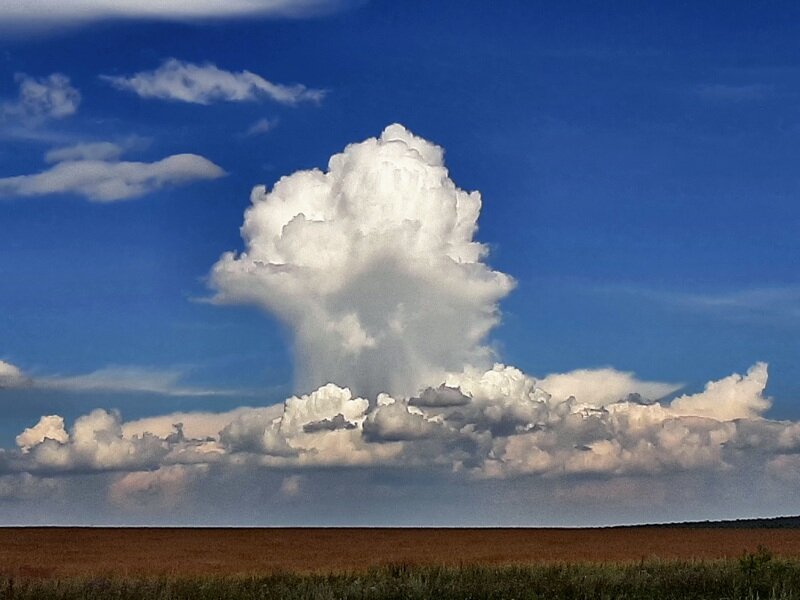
[36,366,240,397]
[4,124,800,524]
[0,360,28,388]
[15,409,168,474]
[245,118,277,136]
[0,1,359,30]
[1,73,80,123]
[0,142,225,202]
[589,284,800,325]
[536,369,681,406]
[0,473,61,501]
[0,360,237,397]
[15,415,69,451]
[44,141,124,163]
[5,361,788,484]
[669,362,770,420]
[279,474,303,497]
[210,124,515,398]
[103,59,324,106]
[109,464,206,509]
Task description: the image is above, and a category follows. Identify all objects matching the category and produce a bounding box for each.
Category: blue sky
[0,1,798,525]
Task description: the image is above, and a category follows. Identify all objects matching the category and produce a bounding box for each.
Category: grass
[2,549,799,599]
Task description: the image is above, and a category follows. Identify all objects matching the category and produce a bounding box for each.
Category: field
[3,527,800,598]
[3,527,800,577]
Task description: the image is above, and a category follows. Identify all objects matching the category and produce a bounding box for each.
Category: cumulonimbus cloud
[5,125,799,520]
[0,141,225,202]
[211,124,515,398]
[102,59,324,106]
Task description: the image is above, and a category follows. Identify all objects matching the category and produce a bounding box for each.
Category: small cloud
[1,73,80,123]
[0,143,225,202]
[245,117,277,136]
[102,59,325,106]
[279,474,303,498]
[0,359,29,388]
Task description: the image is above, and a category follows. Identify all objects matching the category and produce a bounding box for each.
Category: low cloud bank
[4,362,793,487]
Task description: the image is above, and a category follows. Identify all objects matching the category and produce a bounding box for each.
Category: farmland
[3,527,800,598]
[2,526,800,577]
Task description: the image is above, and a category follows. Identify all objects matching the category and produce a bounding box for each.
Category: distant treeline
[644,515,800,529]
[1,551,799,600]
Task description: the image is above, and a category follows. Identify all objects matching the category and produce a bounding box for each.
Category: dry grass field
[2,527,800,578]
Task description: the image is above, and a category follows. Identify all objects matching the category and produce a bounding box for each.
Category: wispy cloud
[0,142,225,202]
[36,366,239,397]
[0,360,241,397]
[1,73,80,124]
[102,59,325,106]
[592,284,800,324]
[0,1,360,32]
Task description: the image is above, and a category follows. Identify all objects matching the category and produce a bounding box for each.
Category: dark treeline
[639,516,800,529]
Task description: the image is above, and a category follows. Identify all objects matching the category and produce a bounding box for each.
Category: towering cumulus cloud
[211,124,514,398]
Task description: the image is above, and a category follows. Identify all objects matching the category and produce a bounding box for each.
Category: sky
[0,0,798,526]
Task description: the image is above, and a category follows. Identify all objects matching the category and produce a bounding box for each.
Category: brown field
[2,527,800,578]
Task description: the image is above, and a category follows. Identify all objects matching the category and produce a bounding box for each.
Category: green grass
[2,549,799,599]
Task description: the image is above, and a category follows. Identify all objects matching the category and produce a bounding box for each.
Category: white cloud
[16,415,69,451]
[37,366,239,397]
[669,362,770,420]
[536,368,681,406]
[210,124,515,398]
[123,406,281,440]
[1,73,80,122]
[245,118,277,136]
[0,143,225,202]
[6,361,786,483]
[20,409,168,474]
[0,359,237,397]
[45,141,124,163]
[0,1,357,30]
[103,59,324,106]
[0,360,28,388]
